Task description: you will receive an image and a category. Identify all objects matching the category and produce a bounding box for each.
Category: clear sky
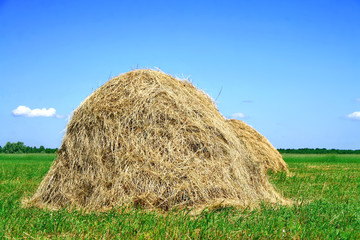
[0,0,359,149]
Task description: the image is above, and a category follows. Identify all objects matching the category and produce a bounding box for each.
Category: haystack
[227,119,288,172]
[26,69,288,211]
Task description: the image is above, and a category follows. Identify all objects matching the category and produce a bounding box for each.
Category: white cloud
[230,112,246,119]
[347,111,360,120]
[12,105,56,117]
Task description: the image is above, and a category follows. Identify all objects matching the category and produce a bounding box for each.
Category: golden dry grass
[227,119,288,172]
[25,69,288,211]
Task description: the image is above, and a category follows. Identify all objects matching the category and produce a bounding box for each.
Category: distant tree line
[1,142,359,154]
[278,148,360,154]
[0,142,58,154]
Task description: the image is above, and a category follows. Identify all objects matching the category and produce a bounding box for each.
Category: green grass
[0,153,359,239]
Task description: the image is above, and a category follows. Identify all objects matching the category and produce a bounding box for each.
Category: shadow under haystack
[25,69,288,211]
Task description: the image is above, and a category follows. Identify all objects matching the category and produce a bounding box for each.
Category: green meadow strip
[0,153,359,239]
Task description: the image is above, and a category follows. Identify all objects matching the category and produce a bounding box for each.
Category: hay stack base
[25,69,288,211]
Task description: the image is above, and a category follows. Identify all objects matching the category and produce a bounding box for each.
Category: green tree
[3,142,14,153]
[39,145,45,153]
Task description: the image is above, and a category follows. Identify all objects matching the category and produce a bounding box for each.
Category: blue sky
[0,0,359,149]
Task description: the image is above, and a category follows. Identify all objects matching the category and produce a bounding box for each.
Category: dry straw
[25,69,288,211]
[227,119,288,173]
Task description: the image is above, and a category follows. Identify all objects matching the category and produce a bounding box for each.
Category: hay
[25,69,288,211]
[227,119,288,172]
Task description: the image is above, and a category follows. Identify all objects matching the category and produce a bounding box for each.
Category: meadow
[0,154,359,239]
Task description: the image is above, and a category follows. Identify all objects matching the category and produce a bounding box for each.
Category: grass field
[0,154,359,239]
